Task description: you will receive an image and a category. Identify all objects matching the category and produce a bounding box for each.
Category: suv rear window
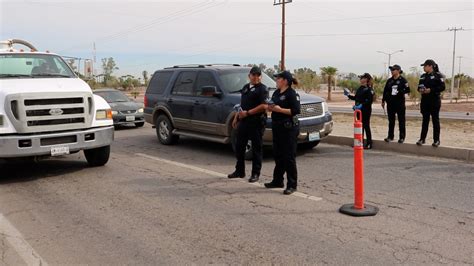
[147,71,173,94]
[172,71,197,95]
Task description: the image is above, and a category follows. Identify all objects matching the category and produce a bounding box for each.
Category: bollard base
[339,204,379,217]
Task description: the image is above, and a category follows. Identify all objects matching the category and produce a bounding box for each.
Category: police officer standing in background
[417,59,446,147]
[264,71,301,195]
[228,66,268,183]
[382,65,410,143]
[345,73,375,149]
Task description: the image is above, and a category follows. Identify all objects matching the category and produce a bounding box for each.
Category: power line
[286,29,472,38]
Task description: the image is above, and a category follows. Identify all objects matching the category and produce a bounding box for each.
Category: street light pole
[457,56,463,98]
[448,27,463,102]
[274,0,292,71]
[377,49,404,76]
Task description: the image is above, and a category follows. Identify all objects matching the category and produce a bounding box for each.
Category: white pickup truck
[0,39,114,166]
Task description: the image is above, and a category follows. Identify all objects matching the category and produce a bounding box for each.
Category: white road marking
[0,214,48,266]
[136,153,323,202]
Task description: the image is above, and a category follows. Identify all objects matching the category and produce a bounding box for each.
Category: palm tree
[320,66,338,101]
[142,70,149,86]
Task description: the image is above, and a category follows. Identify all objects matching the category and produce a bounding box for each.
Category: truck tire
[231,129,253,160]
[135,122,145,127]
[84,145,110,167]
[156,115,178,145]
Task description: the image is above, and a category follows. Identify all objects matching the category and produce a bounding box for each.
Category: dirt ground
[331,113,474,149]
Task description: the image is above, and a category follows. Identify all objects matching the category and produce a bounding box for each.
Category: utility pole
[448,27,463,102]
[457,55,463,98]
[274,0,292,71]
[377,50,403,76]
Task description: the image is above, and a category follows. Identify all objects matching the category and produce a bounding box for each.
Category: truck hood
[0,78,91,96]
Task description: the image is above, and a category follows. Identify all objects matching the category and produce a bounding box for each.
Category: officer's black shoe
[416,139,425,146]
[227,171,245,179]
[432,141,440,147]
[248,174,259,183]
[364,143,372,150]
[264,182,284,189]
[384,137,393,142]
[283,188,297,195]
[398,138,405,144]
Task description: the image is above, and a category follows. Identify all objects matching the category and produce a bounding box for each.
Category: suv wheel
[231,130,253,160]
[156,115,178,145]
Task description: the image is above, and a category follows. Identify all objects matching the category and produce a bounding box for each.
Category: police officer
[382,65,410,143]
[345,73,375,149]
[228,66,268,183]
[264,71,301,195]
[417,59,446,147]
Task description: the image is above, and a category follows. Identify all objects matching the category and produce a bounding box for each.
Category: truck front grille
[298,103,323,118]
[5,92,93,133]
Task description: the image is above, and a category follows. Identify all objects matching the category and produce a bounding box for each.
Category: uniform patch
[430,76,435,79]
[250,87,255,92]
[296,95,300,101]
[405,83,409,87]
[396,80,400,84]
[280,95,286,101]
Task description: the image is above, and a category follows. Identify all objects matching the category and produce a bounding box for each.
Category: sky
[1,0,473,78]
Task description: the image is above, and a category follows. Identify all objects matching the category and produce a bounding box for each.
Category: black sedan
[94,88,145,127]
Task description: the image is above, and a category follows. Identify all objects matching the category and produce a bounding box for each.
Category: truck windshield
[0,54,75,79]
[219,69,276,93]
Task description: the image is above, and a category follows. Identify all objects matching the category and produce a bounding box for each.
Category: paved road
[1,125,473,265]
[329,106,474,121]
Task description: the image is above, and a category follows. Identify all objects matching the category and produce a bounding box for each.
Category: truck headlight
[96,109,113,120]
[322,102,329,113]
[137,108,144,113]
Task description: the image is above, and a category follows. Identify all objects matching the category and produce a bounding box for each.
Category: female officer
[264,71,301,195]
[345,73,375,149]
[417,59,445,147]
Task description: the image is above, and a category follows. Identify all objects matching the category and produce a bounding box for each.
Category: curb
[322,135,474,163]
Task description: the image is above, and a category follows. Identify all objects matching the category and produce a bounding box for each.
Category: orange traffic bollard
[339,109,378,217]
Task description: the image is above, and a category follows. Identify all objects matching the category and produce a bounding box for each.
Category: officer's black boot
[416,139,425,146]
[432,141,440,147]
[228,171,245,179]
[283,187,297,195]
[248,173,259,183]
[264,182,284,189]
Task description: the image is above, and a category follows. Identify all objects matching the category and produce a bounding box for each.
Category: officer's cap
[273,70,293,83]
[389,64,403,73]
[249,66,262,75]
[358,73,372,80]
[421,59,436,66]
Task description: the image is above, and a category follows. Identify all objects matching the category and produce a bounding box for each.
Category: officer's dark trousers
[387,102,406,139]
[362,108,372,144]
[271,123,299,189]
[234,117,263,176]
[420,99,441,142]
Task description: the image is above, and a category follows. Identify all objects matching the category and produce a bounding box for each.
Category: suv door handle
[167,98,173,103]
[194,100,200,105]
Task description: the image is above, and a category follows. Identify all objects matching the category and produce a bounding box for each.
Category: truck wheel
[300,141,320,150]
[156,115,178,145]
[231,130,253,160]
[135,122,145,127]
[84,146,110,167]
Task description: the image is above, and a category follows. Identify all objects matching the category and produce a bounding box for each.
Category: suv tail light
[144,95,148,107]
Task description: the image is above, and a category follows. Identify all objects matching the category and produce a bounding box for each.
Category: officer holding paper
[382,65,410,143]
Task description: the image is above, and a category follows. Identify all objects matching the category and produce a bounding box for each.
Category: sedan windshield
[95,91,130,103]
[0,54,75,78]
[219,69,276,93]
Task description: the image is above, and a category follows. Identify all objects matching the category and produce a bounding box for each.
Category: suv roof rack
[164,64,241,69]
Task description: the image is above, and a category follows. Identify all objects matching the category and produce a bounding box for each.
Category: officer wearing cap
[264,70,301,195]
[417,59,445,147]
[382,65,410,143]
[344,73,375,149]
[228,66,269,183]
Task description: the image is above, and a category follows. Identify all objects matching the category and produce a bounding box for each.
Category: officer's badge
[430,76,435,79]
[250,87,255,92]
[396,80,400,84]
[280,95,286,101]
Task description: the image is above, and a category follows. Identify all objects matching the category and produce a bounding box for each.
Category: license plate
[51,145,70,156]
[308,132,320,141]
[126,116,135,122]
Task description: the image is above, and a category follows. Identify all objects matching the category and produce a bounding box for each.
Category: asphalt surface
[329,106,474,121]
[1,124,473,265]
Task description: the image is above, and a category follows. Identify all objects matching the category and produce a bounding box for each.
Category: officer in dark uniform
[382,64,410,143]
[264,70,301,195]
[345,73,375,149]
[228,66,268,182]
[417,59,446,147]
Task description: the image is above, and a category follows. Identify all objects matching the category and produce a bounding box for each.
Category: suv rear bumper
[0,126,114,158]
[263,113,333,144]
